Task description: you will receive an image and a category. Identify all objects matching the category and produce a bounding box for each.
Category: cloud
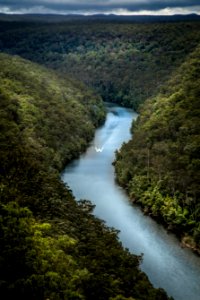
[110,6,200,16]
[0,0,199,15]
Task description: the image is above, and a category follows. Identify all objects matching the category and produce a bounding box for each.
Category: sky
[0,0,200,16]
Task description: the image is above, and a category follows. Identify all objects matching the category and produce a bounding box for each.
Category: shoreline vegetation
[130,197,200,256]
[114,45,200,256]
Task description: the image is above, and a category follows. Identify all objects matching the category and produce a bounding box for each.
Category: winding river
[62,104,200,300]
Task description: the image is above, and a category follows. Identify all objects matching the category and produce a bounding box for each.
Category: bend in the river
[62,103,200,300]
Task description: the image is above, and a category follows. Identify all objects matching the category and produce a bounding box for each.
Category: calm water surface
[62,104,200,300]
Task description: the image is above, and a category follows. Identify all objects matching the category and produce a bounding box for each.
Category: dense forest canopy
[0,52,171,299]
[0,16,200,299]
[0,53,105,170]
[0,20,200,110]
[114,45,200,252]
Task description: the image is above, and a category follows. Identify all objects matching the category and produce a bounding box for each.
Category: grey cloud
[0,0,199,13]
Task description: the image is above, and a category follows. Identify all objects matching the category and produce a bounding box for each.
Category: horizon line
[0,12,199,16]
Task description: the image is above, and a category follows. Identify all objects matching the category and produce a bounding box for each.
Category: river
[61,103,200,300]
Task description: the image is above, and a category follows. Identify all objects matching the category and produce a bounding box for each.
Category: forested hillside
[0,53,171,299]
[0,21,200,110]
[114,46,200,252]
[0,53,105,170]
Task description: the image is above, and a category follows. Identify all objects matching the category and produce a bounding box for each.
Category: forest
[0,45,170,299]
[1,20,200,110]
[114,45,200,253]
[0,16,200,299]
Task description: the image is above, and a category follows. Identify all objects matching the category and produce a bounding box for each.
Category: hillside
[114,46,200,252]
[0,53,105,170]
[0,53,171,299]
[0,21,200,110]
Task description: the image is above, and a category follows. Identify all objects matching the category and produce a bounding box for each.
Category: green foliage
[114,46,200,247]
[0,53,105,170]
[0,53,170,299]
[0,202,88,300]
[0,21,200,110]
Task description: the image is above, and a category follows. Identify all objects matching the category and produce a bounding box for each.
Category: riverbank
[181,236,200,256]
[62,104,200,300]
[130,197,200,257]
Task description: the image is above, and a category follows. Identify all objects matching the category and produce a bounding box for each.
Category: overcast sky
[0,0,200,15]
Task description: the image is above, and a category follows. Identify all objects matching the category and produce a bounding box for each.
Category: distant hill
[1,19,200,110]
[0,13,199,23]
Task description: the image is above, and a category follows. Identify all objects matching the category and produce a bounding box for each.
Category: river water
[62,104,200,300]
